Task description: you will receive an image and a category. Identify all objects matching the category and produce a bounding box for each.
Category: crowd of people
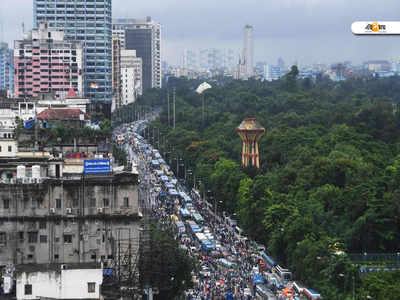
[116,120,289,300]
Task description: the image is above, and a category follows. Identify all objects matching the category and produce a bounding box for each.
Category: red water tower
[236,118,265,168]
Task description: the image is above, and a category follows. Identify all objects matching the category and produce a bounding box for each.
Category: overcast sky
[1,0,400,66]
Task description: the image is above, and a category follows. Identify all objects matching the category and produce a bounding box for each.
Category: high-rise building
[112,36,121,111]
[14,22,84,99]
[33,0,112,102]
[113,17,161,91]
[120,49,142,106]
[0,42,14,94]
[263,64,282,81]
[242,24,254,79]
[277,57,285,72]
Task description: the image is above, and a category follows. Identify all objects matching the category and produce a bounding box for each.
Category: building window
[39,235,47,243]
[56,198,61,209]
[18,231,24,242]
[0,146,2,152]
[28,232,38,243]
[3,199,9,209]
[8,146,11,152]
[90,198,96,208]
[88,282,96,293]
[103,198,109,207]
[39,221,46,229]
[24,284,32,295]
[123,197,129,208]
[0,232,6,245]
[72,198,79,208]
[63,234,72,244]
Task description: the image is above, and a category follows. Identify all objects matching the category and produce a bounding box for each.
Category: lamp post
[338,273,345,300]
[187,169,192,187]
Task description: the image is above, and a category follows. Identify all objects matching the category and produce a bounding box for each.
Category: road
[115,120,288,300]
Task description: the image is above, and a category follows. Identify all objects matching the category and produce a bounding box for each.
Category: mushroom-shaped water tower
[236,118,265,168]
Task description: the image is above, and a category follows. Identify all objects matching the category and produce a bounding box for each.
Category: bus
[302,288,322,300]
[225,216,237,228]
[192,213,204,224]
[217,258,238,270]
[272,265,292,284]
[180,208,191,220]
[261,251,277,271]
[175,221,186,234]
[234,226,243,238]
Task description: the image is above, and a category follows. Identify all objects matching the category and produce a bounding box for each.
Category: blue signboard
[84,159,111,174]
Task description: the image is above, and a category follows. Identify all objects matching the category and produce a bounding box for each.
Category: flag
[24,119,35,129]
[90,82,99,89]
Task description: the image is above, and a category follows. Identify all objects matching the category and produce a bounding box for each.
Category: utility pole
[202,94,205,128]
[173,87,176,129]
[34,105,39,151]
[167,91,170,127]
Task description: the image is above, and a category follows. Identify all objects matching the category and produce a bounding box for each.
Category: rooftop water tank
[17,165,26,179]
[32,165,41,179]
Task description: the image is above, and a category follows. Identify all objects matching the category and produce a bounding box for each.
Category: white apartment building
[120,50,142,106]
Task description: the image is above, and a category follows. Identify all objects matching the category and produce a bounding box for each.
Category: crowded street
[114,120,321,300]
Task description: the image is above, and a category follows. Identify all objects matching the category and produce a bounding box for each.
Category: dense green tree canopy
[115,75,400,298]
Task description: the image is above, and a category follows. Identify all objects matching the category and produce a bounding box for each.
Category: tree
[140,224,194,300]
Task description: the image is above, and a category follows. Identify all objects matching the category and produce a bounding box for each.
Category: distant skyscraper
[277,57,285,72]
[263,64,282,81]
[113,17,161,91]
[242,24,254,79]
[14,22,84,99]
[0,42,14,94]
[182,49,197,71]
[33,0,112,102]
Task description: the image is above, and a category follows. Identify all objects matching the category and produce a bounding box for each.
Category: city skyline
[1,0,400,66]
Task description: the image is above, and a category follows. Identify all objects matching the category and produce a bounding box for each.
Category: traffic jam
[115,120,322,300]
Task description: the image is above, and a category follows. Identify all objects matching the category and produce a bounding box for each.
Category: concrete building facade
[16,263,103,300]
[0,42,14,95]
[242,24,254,79]
[112,36,121,111]
[33,0,113,102]
[120,50,142,105]
[113,17,161,91]
[0,170,140,266]
[14,22,84,100]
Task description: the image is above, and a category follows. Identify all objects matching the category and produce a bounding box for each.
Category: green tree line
[115,74,400,299]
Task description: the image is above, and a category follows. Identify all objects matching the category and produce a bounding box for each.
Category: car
[243,287,252,296]
[199,266,211,278]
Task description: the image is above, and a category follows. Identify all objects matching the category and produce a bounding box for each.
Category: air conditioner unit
[66,208,72,214]
[29,245,35,252]
[97,208,104,214]
[50,208,55,214]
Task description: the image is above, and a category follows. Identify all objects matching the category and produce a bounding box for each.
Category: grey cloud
[1,0,400,65]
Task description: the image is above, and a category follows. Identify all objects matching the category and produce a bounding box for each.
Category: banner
[84,159,111,174]
[24,119,35,129]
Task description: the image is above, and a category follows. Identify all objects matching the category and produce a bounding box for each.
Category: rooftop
[37,108,89,121]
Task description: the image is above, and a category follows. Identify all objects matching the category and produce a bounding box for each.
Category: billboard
[84,159,111,174]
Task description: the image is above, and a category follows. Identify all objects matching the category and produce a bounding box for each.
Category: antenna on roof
[22,22,25,39]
